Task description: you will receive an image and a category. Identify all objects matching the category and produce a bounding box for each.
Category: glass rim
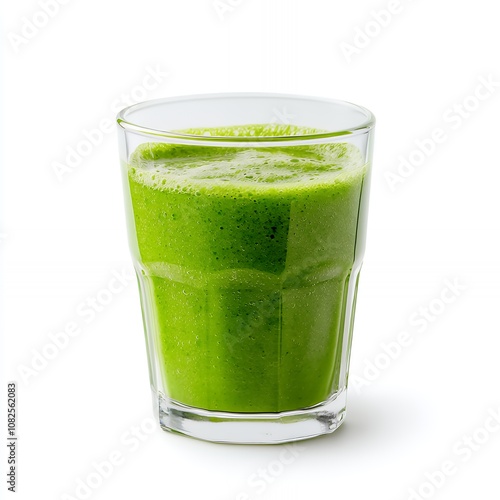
[116,92,375,145]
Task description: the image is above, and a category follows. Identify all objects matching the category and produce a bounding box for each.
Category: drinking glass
[116,93,375,443]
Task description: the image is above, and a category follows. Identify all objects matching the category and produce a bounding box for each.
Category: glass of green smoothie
[116,93,374,444]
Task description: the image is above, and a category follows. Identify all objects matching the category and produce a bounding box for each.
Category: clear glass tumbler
[116,93,374,443]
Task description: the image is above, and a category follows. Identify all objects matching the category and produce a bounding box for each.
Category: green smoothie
[126,124,367,413]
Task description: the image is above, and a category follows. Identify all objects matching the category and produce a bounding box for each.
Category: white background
[2,0,500,499]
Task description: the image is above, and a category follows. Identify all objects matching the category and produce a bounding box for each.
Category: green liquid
[126,125,367,412]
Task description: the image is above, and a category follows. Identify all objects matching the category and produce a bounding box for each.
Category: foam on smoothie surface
[128,124,365,194]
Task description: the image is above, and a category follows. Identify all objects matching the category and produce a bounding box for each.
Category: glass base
[155,390,347,444]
